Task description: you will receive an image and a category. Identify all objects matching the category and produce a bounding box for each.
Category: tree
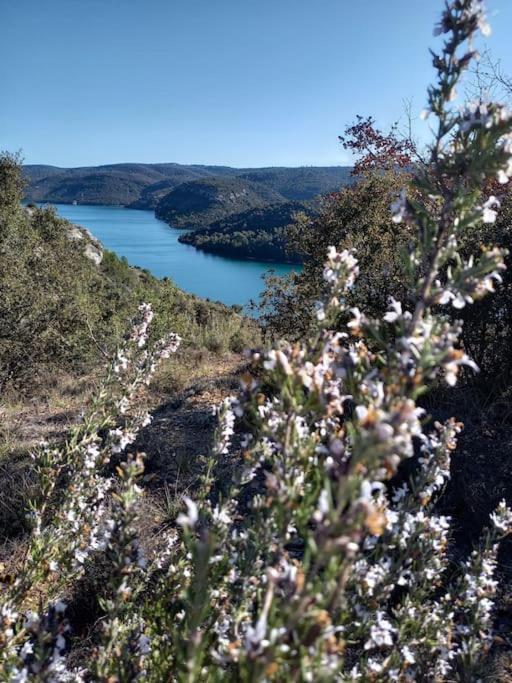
[0,151,24,211]
[339,115,416,176]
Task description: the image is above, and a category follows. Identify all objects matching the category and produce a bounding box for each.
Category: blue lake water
[46,203,300,310]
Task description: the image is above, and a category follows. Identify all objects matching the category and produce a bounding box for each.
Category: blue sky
[2,0,511,168]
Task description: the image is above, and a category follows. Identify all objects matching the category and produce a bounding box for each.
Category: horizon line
[21,160,354,170]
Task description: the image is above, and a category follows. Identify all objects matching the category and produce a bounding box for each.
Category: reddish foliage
[339,115,416,176]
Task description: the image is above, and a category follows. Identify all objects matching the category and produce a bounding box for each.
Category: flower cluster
[0,303,180,679]
[434,0,491,39]
[144,2,511,679]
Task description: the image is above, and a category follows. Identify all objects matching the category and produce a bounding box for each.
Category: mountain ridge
[23,162,352,209]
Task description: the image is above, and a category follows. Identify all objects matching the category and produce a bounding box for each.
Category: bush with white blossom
[2,1,512,680]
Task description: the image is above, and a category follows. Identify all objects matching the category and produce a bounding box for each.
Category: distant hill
[179,200,319,262]
[154,177,285,229]
[23,163,210,207]
[237,167,353,201]
[21,165,65,183]
[25,170,154,206]
[23,162,353,260]
[22,162,352,209]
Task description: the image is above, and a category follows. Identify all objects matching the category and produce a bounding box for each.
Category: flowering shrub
[0,303,181,680]
[2,1,512,681]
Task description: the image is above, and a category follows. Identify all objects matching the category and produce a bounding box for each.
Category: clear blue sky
[1,0,511,168]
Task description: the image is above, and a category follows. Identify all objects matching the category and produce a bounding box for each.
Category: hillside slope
[23,162,352,208]
[237,166,353,200]
[23,164,207,207]
[2,156,257,389]
[178,200,318,262]
[154,176,285,229]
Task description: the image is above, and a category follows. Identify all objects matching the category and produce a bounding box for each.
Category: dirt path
[138,351,245,492]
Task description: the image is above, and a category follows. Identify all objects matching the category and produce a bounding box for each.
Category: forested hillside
[237,166,353,200]
[23,163,353,259]
[23,163,212,207]
[1,155,255,389]
[154,176,285,229]
[23,162,352,209]
[178,200,318,262]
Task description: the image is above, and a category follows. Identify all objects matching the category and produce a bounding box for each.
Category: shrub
[259,172,409,340]
[1,2,512,680]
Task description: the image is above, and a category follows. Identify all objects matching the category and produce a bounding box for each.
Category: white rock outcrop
[67,225,103,265]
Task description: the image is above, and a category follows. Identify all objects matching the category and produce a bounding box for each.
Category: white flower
[109,427,137,454]
[355,405,368,422]
[323,247,359,289]
[114,351,129,373]
[347,307,365,331]
[490,500,512,533]
[364,611,396,650]
[74,549,87,564]
[383,297,403,323]
[159,333,181,358]
[53,600,67,614]
[11,668,29,683]
[498,169,510,184]
[367,658,384,673]
[20,640,34,659]
[313,488,330,522]
[138,633,151,655]
[358,480,385,501]
[23,611,39,629]
[402,645,415,664]
[177,496,198,529]
[452,292,468,309]
[117,579,132,598]
[141,413,153,428]
[212,505,231,526]
[481,196,500,224]
[444,353,478,386]
[315,302,326,322]
[391,189,408,224]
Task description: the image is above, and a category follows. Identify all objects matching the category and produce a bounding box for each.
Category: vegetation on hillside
[178,200,318,262]
[3,2,512,681]
[237,166,354,200]
[260,127,512,395]
[23,163,215,207]
[23,163,352,210]
[23,164,354,263]
[154,176,284,229]
[258,172,409,338]
[0,154,256,391]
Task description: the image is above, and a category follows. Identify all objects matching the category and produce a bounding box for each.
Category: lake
[47,203,300,310]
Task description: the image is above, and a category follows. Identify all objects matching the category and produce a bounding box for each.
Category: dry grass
[0,372,100,545]
[0,371,99,454]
